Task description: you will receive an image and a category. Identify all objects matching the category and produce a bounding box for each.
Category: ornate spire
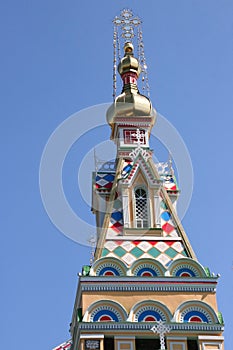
[107,9,156,138]
[112,9,150,99]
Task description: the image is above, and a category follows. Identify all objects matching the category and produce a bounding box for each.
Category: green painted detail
[148,247,161,258]
[114,246,126,257]
[204,267,211,277]
[102,248,110,257]
[218,311,224,324]
[160,201,168,209]
[130,246,144,258]
[165,247,178,258]
[82,265,91,276]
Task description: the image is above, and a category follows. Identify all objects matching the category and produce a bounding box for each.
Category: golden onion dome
[118,42,141,76]
[106,42,156,129]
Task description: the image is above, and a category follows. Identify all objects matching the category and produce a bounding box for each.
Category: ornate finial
[112,9,150,99]
[151,320,171,350]
[124,42,134,54]
[113,9,141,42]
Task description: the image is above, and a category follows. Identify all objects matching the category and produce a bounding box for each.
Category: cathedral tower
[54,9,224,350]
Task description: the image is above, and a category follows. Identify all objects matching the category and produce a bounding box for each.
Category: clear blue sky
[1,1,233,349]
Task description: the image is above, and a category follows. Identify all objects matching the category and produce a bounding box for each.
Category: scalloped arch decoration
[134,264,159,277]
[87,300,128,322]
[130,300,172,322]
[174,265,198,277]
[169,258,207,278]
[180,306,212,323]
[135,306,166,322]
[91,257,127,276]
[97,265,121,276]
[91,306,122,322]
[131,259,166,277]
[174,301,219,324]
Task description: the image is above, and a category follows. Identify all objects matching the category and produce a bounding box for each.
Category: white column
[122,189,130,228]
[154,193,161,228]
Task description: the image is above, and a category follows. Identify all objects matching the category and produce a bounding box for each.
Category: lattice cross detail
[113,9,141,40]
[132,128,144,146]
[129,128,150,161]
[151,320,171,350]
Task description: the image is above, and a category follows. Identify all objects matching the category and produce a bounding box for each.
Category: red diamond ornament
[162,222,174,234]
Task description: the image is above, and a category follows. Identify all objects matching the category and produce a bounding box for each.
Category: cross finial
[151,320,171,350]
[113,9,141,41]
[112,9,150,99]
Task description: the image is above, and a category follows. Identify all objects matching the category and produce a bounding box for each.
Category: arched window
[134,188,149,228]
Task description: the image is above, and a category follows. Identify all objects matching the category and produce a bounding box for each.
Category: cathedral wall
[81,291,218,315]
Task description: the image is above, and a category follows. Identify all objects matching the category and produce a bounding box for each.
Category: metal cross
[113,9,141,40]
[151,320,171,350]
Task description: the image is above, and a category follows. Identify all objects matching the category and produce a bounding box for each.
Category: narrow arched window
[135,188,149,228]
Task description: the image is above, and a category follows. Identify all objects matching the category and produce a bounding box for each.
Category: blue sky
[1,1,233,349]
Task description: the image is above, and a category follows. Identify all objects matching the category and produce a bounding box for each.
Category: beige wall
[81,290,218,315]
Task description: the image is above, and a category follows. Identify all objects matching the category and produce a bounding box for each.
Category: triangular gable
[121,154,161,189]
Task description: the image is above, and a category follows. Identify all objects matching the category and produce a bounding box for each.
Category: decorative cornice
[78,322,224,333]
[79,277,217,293]
[114,116,153,123]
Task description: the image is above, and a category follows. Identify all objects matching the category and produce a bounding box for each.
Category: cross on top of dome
[113,9,141,41]
[112,9,150,99]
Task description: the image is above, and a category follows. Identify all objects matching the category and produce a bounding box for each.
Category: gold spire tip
[124,42,134,54]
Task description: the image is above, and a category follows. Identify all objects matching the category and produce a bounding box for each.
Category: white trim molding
[80,335,104,339]
[198,335,224,350]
